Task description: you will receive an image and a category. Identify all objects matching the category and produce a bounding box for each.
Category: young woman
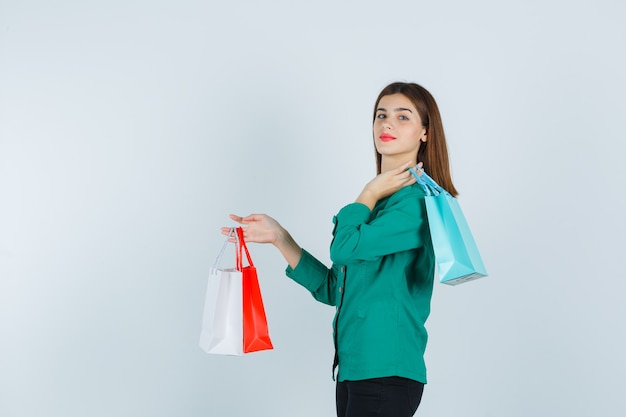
[223,82,457,417]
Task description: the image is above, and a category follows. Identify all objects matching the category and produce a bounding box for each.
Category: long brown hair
[373,82,458,196]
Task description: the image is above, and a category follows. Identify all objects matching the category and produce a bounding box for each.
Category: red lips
[379,133,396,142]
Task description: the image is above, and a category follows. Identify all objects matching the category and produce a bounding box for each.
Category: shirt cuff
[285,249,329,293]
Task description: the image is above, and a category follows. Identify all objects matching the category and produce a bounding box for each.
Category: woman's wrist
[273,226,288,247]
[274,227,302,269]
[355,187,378,210]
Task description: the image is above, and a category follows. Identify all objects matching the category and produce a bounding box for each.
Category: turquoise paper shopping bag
[410,168,487,285]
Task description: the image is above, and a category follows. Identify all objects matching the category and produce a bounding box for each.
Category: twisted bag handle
[212,227,235,271]
[409,166,447,197]
[235,227,254,272]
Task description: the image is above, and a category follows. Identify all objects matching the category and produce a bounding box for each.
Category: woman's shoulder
[391,183,426,200]
[374,183,425,213]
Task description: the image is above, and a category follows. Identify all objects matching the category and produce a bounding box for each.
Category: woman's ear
[420,129,427,142]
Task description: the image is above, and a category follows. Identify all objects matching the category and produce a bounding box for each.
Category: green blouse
[286,183,435,383]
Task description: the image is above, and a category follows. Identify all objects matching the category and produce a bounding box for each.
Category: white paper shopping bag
[199,229,244,355]
[199,266,244,355]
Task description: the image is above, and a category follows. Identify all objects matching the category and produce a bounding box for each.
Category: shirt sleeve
[329,185,427,264]
[285,249,340,307]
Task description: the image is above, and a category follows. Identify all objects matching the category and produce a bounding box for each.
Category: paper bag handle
[212,227,236,269]
[409,166,448,197]
[235,227,254,271]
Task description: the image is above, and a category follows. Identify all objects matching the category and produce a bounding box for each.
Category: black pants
[336,377,424,417]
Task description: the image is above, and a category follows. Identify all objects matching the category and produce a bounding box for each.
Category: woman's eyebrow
[376,107,413,113]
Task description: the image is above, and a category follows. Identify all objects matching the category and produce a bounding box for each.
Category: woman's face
[373,93,427,163]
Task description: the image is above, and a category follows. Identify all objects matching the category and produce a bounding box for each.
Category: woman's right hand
[221,213,303,268]
[221,213,285,245]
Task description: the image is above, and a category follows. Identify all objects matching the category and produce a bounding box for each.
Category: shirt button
[339,287,343,293]
[341,266,346,273]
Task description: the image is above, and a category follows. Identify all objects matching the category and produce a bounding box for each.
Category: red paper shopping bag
[236,227,273,353]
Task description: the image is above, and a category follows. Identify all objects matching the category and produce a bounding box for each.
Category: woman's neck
[381,156,416,173]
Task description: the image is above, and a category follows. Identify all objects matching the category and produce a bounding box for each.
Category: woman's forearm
[274,227,302,269]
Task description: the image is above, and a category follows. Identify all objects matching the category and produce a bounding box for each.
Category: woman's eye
[399,115,409,120]
[377,114,386,119]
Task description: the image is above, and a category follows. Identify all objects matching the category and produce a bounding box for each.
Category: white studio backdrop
[1,0,625,416]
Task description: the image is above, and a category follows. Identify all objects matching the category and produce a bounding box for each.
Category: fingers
[401,169,416,186]
[220,227,237,243]
[397,162,419,187]
[224,215,244,239]
[230,213,268,224]
[398,161,420,181]
[241,213,263,223]
[224,213,271,238]
[229,214,245,223]
[396,160,414,173]
[397,165,416,180]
